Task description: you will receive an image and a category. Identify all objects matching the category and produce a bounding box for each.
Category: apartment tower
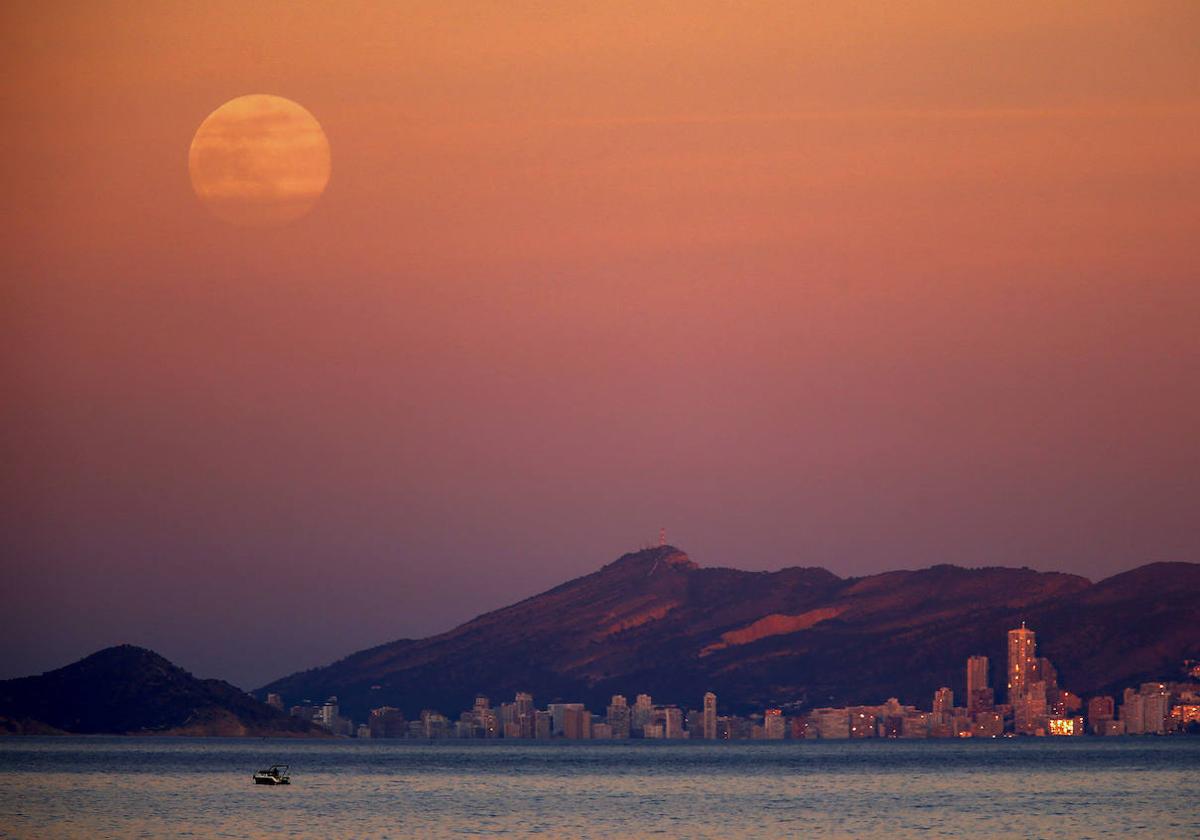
[1007,622,1037,703]
[702,691,717,740]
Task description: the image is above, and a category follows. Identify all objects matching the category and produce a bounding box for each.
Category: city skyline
[279,621,1200,741]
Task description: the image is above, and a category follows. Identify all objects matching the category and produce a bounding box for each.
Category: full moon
[189,94,331,226]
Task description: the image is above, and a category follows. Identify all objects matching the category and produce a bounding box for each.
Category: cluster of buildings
[267,694,357,736]
[266,623,1200,740]
[976,622,1200,738]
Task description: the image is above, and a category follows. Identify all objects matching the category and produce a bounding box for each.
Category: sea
[1,737,1197,839]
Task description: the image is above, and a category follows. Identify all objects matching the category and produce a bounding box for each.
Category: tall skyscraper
[966,656,989,706]
[1007,622,1037,702]
[933,687,954,716]
[702,692,717,740]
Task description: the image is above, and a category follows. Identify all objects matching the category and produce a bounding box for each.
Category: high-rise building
[549,703,584,736]
[607,695,631,739]
[933,687,954,716]
[319,697,340,729]
[702,692,717,740]
[1007,622,1037,703]
[368,706,406,738]
[972,711,1004,738]
[514,692,534,719]
[1034,657,1059,690]
[471,697,498,738]
[499,702,516,729]
[663,706,684,739]
[789,716,809,740]
[517,712,534,739]
[1014,680,1048,735]
[1141,688,1170,735]
[848,707,876,738]
[421,710,451,739]
[966,656,989,710]
[969,687,995,714]
[501,693,533,739]
[810,708,850,739]
[763,708,786,740]
[718,715,743,740]
[900,712,929,739]
[563,707,592,740]
[1087,696,1114,735]
[1121,690,1145,735]
[633,694,653,734]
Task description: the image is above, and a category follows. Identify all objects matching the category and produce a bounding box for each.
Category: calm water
[1,738,1197,839]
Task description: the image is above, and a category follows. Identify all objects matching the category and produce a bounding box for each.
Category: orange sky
[2,2,1198,687]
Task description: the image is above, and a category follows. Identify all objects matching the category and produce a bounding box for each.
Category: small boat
[253,764,291,785]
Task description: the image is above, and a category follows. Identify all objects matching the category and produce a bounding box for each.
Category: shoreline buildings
[284,623,1200,741]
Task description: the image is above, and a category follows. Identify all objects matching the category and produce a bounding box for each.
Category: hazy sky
[3,2,1198,689]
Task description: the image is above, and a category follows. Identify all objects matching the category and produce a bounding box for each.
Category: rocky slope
[259,547,1200,719]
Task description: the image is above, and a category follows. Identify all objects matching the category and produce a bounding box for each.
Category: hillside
[259,548,1200,719]
[0,645,325,736]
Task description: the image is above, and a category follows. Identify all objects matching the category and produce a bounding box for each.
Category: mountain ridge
[259,548,1200,719]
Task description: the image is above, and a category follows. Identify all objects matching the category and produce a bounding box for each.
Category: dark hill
[0,645,324,736]
[259,547,1200,719]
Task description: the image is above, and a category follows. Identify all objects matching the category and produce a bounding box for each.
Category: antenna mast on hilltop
[658,528,666,547]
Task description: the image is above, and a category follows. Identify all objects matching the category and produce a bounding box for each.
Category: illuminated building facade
[1007,622,1037,702]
